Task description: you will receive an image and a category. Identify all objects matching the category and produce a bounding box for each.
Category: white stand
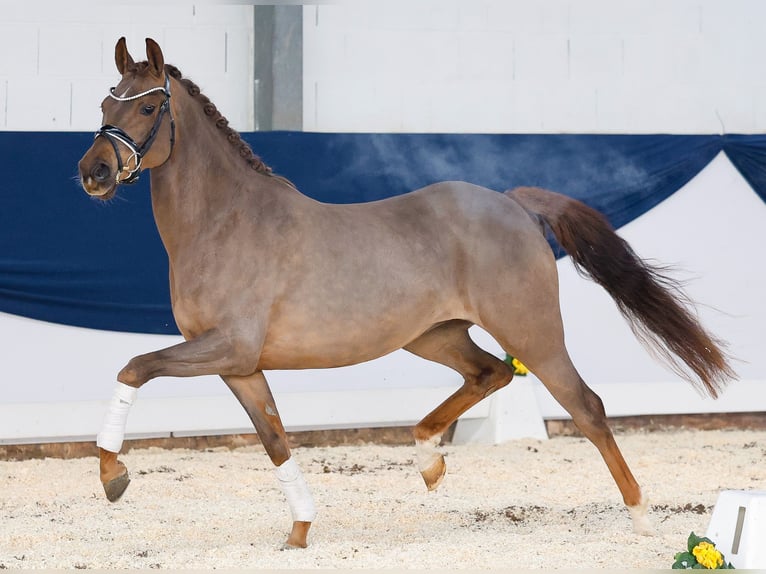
[706,489,766,569]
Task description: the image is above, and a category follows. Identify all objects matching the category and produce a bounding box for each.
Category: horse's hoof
[282,521,311,549]
[420,454,446,491]
[103,471,130,502]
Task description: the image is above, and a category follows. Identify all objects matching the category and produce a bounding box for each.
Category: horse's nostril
[91,162,111,183]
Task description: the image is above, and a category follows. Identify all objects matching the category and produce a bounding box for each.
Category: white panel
[569,0,700,36]
[0,23,38,76]
[192,4,253,27]
[313,79,401,132]
[485,1,547,33]
[709,84,756,133]
[700,34,750,86]
[161,27,251,131]
[456,0,491,30]
[0,80,6,128]
[6,76,71,130]
[343,29,458,85]
[223,27,253,130]
[455,30,513,83]
[301,0,766,133]
[311,4,352,34]
[0,5,253,132]
[539,83,598,132]
[424,81,515,133]
[70,78,110,131]
[5,0,766,133]
[594,83,719,134]
[163,27,227,77]
[363,0,459,31]
[623,34,702,87]
[509,34,570,83]
[700,0,766,37]
[38,25,103,77]
[568,35,623,83]
[506,82,547,132]
[754,85,766,128]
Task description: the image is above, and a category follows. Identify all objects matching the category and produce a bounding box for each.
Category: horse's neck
[147,109,278,259]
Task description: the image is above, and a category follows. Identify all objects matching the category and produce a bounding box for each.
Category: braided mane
[159,63,294,187]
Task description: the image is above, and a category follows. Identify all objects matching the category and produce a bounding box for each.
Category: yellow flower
[511,358,529,375]
[692,541,724,569]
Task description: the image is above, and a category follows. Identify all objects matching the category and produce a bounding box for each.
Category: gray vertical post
[254,5,303,131]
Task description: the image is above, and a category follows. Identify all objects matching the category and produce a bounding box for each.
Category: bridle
[95,74,176,185]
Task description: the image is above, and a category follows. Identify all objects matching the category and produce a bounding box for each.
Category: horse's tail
[505,185,735,399]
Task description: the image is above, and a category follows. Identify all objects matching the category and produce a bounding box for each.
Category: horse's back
[404,180,556,270]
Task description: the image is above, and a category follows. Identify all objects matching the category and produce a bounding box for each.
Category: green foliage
[672,532,735,569]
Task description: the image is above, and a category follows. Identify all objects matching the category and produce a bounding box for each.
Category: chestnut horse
[78,38,735,549]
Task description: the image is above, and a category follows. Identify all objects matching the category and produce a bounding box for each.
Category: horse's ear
[115,37,135,75]
[145,38,165,79]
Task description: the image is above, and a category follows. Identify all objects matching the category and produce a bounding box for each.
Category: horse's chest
[168,263,273,339]
[168,276,236,338]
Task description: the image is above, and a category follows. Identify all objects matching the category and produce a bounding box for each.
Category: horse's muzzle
[78,156,117,199]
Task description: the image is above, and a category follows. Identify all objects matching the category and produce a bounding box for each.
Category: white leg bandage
[96,383,138,453]
[274,457,316,523]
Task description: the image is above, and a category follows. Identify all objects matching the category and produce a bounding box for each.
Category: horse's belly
[256,308,448,371]
[257,333,407,370]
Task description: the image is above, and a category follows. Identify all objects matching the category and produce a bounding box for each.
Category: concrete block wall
[2,1,762,134]
[0,4,254,131]
[303,0,766,133]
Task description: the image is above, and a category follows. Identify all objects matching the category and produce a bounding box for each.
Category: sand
[1,428,764,569]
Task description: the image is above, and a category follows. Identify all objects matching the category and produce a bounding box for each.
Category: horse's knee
[117,358,145,387]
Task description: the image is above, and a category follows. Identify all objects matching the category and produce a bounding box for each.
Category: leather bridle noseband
[96,74,176,185]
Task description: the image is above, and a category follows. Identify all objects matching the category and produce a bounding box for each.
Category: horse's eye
[140,104,156,116]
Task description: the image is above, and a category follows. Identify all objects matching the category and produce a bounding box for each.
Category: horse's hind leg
[500,342,652,535]
[404,320,514,491]
[222,371,316,549]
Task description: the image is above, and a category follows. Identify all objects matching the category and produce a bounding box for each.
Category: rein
[96,74,176,185]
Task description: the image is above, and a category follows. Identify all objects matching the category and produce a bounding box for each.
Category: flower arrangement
[503,354,529,376]
[672,532,734,569]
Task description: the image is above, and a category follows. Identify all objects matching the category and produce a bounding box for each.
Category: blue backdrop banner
[1,132,764,334]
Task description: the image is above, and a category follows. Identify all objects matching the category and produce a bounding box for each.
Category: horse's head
[78,37,175,199]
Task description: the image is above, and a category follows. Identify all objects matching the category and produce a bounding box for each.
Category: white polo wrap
[274,457,317,522]
[96,383,138,453]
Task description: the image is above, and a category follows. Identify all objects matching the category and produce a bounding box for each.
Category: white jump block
[706,490,766,569]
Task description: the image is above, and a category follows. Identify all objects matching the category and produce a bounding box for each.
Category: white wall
[0,3,254,131]
[303,0,766,133]
[3,1,764,134]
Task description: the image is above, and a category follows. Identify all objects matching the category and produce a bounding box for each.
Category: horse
[78,37,735,549]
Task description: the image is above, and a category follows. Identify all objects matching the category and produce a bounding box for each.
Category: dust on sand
[1,429,764,569]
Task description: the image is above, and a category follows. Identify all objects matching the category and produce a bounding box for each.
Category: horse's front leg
[222,372,316,549]
[97,329,259,503]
